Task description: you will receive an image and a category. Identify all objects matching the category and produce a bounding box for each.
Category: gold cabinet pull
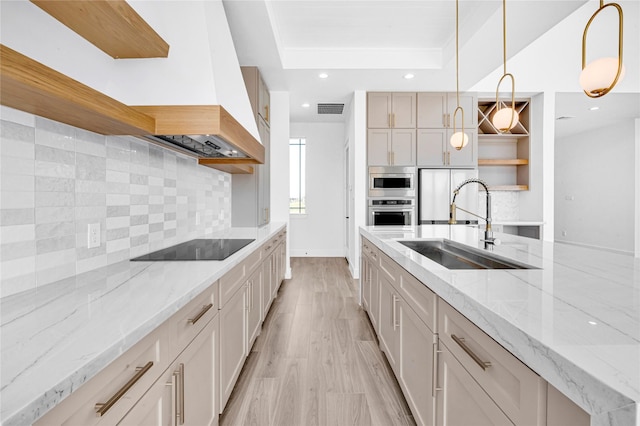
[264,105,269,122]
[392,295,399,330]
[432,342,443,396]
[173,363,185,425]
[95,361,154,416]
[451,334,492,370]
[188,303,213,325]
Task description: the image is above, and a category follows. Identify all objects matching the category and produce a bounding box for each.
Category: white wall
[555,119,636,254]
[347,91,368,279]
[269,91,292,278]
[289,122,345,257]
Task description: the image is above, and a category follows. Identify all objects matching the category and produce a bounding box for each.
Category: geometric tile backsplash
[0,106,231,298]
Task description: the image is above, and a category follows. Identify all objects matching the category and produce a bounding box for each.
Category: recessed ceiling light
[318,73,329,79]
[588,320,598,326]
[404,73,415,80]
[589,106,600,111]
[302,103,310,108]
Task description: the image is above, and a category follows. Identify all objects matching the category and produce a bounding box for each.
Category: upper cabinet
[368,128,416,166]
[242,66,270,127]
[416,92,478,168]
[368,92,417,129]
[366,92,478,169]
[417,93,477,130]
[233,67,271,227]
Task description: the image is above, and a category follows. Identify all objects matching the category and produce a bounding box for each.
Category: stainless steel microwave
[368,166,416,197]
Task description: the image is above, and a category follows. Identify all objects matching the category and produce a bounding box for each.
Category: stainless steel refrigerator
[419,169,479,224]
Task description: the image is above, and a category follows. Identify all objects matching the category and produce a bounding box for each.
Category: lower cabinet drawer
[167,283,219,360]
[398,270,436,332]
[220,249,262,309]
[34,327,168,426]
[438,299,546,425]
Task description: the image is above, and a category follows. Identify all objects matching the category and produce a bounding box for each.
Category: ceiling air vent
[317,103,344,115]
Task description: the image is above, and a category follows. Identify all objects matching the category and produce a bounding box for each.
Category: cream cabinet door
[367,92,392,128]
[368,129,392,166]
[368,264,379,332]
[446,93,478,129]
[447,129,477,167]
[361,256,371,310]
[247,267,263,349]
[417,93,447,128]
[262,255,273,319]
[390,129,416,166]
[258,73,270,125]
[120,317,219,426]
[179,316,219,426]
[436,344,514,426]
[398,299,435,426]
[391,92,417,128]
[417,129,446,166]
[220,286,248,411]
[378,275,399,372]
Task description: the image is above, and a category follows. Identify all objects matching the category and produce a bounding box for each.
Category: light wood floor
[220,257,416,426]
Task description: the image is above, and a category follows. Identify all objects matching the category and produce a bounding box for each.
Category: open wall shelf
[477,99,530,192]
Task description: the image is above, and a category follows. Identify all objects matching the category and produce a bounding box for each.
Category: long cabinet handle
[174,363,185,425]
[432,342,443,396]
[392,295,399,330]
[451,334,492,370]
[95,361,154,416]
[188,303,213,325]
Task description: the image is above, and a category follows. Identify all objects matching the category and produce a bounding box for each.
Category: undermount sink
[398,239,537,270]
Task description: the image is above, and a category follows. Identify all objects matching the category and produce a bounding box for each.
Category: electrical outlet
[562,230,567,237]
[88,223,101,248]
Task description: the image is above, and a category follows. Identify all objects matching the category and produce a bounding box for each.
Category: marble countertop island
[360,225,639,426]
[0,223,286,426]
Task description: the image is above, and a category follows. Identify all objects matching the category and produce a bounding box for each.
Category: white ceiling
[223,0,638,136]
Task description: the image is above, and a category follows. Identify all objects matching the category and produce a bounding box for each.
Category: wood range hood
[0,44,264,174]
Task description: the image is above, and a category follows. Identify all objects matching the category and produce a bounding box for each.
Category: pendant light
[580,0,625,98]
[450,0,469,150]
[492,0,519,133]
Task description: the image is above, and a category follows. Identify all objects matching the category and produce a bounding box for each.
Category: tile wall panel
[0,106,232,297]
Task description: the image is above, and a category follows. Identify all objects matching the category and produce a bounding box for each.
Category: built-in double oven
[368,166,416,226]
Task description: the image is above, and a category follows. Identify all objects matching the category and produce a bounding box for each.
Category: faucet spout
[449,178,497,246]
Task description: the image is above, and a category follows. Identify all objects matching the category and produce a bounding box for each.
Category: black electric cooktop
[131,239,255,261]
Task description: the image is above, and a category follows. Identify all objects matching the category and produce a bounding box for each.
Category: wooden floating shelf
[478,159,529,166]
[200,163,255,174]
[1,45,264,174]
[0,44,155,135]
[30,0,170,59]
[487,185,529,191]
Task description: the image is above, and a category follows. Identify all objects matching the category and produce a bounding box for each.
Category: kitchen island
[361,225,639,426]
[0,222,286,426]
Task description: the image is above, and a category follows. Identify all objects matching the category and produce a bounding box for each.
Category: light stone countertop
[0,222,286,426]
[360,225,640,426]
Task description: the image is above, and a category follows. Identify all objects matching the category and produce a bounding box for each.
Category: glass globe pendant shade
[492,107,520,132]
[579,57,626,96]
[449,131,469,150]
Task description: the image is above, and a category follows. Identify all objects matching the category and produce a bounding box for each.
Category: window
[289,138,306,214]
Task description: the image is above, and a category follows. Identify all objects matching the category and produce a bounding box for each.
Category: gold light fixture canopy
[491,0,520,133]
[580,0,625,98]
[449,0,469,150]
